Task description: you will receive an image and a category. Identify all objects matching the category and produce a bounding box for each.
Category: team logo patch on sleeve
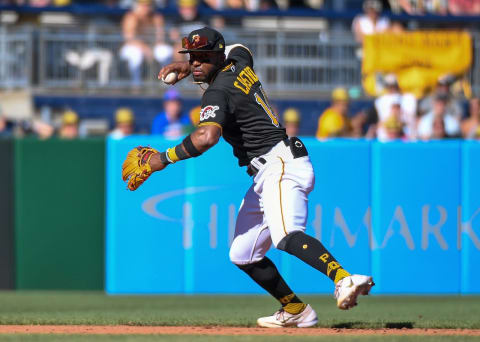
[200,105,220,121]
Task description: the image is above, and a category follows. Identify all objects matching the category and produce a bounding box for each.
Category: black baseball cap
[179,27,225,54]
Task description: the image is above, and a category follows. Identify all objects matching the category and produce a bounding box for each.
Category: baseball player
[122,27,374,328]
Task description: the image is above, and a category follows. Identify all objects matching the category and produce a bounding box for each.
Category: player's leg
[229,185,317,327]
[260,155,373,309]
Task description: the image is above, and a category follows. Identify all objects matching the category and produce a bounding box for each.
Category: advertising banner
[286,140,371,293]
[107,138,479,294]
[106,136,260,293]
[461,141,480,293]
[363,31,472,97]
[371,141,461,293]
[106,138,372,294]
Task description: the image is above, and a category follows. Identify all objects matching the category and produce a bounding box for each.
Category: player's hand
[148,152,168,172]
[122,146,162,191]
[158,62,190,85]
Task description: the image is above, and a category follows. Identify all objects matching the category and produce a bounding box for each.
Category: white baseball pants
[229,140,315,265]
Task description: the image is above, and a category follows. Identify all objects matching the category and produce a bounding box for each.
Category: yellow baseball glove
[122,146,159,191]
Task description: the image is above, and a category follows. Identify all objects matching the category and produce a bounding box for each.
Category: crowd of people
[1,0,479,14]
[0,0,479,141]
[0,88,198,139]
[313,73,480,141]
[1,75,479,141]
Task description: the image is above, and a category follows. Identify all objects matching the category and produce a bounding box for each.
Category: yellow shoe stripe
[334,268,351,284]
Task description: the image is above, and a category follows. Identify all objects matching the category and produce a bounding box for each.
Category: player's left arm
[121,124,221,191]
[149,89,228,172]
[149,124,221,172]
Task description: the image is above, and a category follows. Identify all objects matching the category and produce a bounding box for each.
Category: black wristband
[175,144,189,160]
[182,134,202,157]
[159,151,172,164]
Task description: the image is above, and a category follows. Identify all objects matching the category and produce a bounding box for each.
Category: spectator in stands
[59,110,79,139]
[419,73,463,120]
[380,99,406,141]
[110,107,135,139]
[30,0,51,6]
[383,107,405,141]
[316,87,351,139]
[170,0,211,61]
[177,0,202,25]
[417,93,461,140]
[392,0,448,15]
[461,97,480,139]
[431,114,448,139]
[0,115,13,138]
[52,0,71,6]
[424,0,449,14]
[348,105,378,138]
[449,0,480,15]
[374,73,417,140]
[119,0,166,7]
[189,105,201,126]
[282,107,300,137]
[352,0,391,44]
[151,89,191,138]
[120,0,172,87]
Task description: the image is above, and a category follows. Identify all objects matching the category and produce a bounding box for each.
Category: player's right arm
[158,44,254,84]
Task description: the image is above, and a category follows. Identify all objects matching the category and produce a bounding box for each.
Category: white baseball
[162,71,178,85]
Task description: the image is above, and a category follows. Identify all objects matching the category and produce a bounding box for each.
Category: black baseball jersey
[198,45,287,166]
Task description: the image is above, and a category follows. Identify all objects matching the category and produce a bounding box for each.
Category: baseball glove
[122,146,159,191]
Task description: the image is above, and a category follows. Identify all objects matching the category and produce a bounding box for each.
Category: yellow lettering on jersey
[239,70,253,86]
[234,81,249,95]
[244,67,259,83]
[233,66,259,95]
[238,73,252,89]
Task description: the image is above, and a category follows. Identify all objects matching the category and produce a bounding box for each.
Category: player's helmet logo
[200,105,220,121]
[192,34,200,44]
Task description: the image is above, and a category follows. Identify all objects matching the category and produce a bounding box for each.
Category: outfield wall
[106,138,480,295]
[0,139,15,289]
[14,138,105,290]
[3,138,480,293]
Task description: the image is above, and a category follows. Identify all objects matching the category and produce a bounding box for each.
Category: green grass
[0,337,480,342]
[0,292,479,329]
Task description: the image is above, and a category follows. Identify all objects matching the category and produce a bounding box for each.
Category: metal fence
[35,28,366,97]
[0,25,479,96]
[34,28,362,94]
[0,27,32,88]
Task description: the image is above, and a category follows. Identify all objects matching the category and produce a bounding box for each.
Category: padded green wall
[0,139,15,289]
[15,138,105,289]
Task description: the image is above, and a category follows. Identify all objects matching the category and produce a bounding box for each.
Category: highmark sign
[106,138,480,294]
[141,189,480,252]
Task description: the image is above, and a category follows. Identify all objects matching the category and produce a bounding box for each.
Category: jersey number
[254,86,279,127]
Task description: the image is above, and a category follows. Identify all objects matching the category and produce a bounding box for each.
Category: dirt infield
[1,326,480,336]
